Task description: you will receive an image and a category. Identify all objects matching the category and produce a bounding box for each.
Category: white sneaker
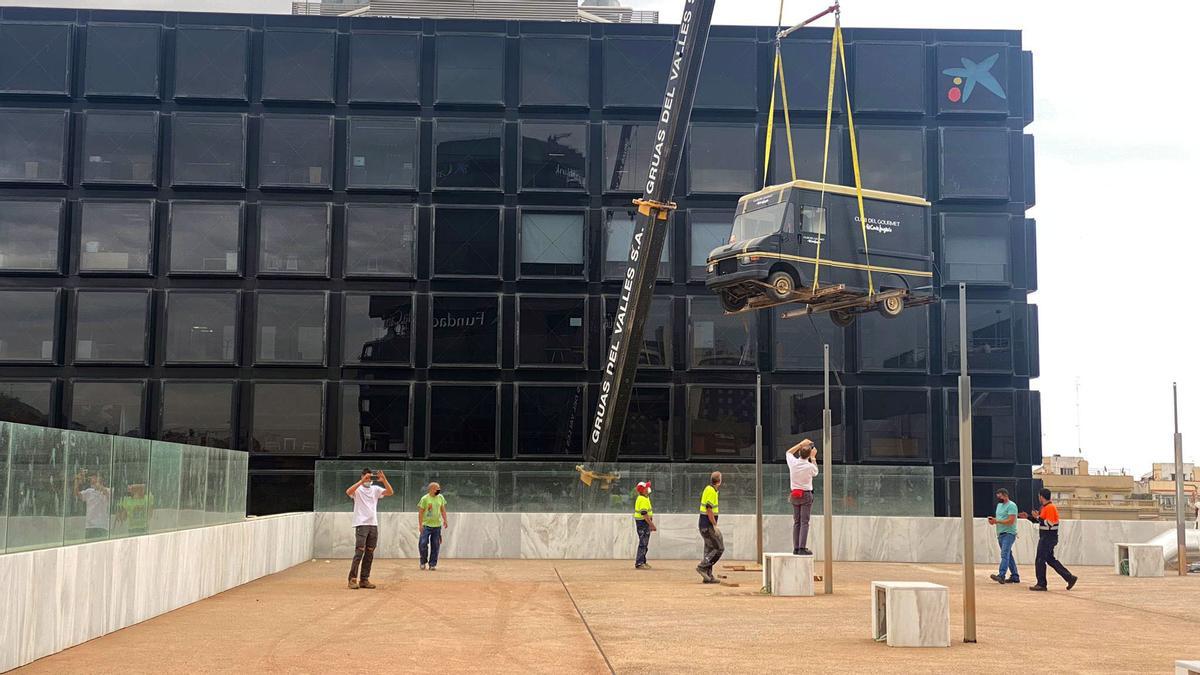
[420,563,427,570]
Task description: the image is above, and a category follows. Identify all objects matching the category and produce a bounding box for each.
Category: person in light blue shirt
[988,488,1020,584]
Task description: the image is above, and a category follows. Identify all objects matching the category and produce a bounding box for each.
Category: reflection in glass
[261,29,335,102]
[432,207,500,277]
[772,125,843,185]
[939,127,1011,199]
[171,113,246,187]
[688,386,755,458]
[109,437,151,538]
[520,212,584,277]
[74,291,148,363]
[174,26,249,100]
[773,387,844,461]
[344,294,413,365]
[859,306,928,372]
[617,387,671,458]
[689,296,756,368]
[436,34,504,104]
[945,390,1015,461]
[434,120,503,190]
[855,127,926,196]
[349,32,419,103]
[84,23,159,97]
[0,22,72,95]
[603,122,654,192]
[517,385,584,456]
[79,200,153,273]
[518,296,586,367]
[148,441,182,532]
[780,40,843,112]
[944,301,1013,372]
[177,444,207,528]
[81,111,158,185]
[520,36,588,106]
[345,204,415,277]
[259,116,334,189]
[252,382,324,455]
[165,292,238,363]
[0,381,53,426]
[258,203,330,276]
[0,290,58,362]
[521,122,586,190]
[429,295,500,366]
[852,42,926,113]
[255,292,327,365]
[603,295,671,368]
[942,213,1011,285]
[604,38,670,107]
[428,385,497,457]
[64,430,113,544]
[688,125,756,194]
[160,381,233,448]
[70,381,144,436]
[347,117,418,190]
[0,109,67,183]
[0,200,62,271]
[689,211,733,280]
[861,388,929,459]
[5,424,66,551]
[695,40,757,109]
[204,448,229,524]
[774,310,844,370]
[168,202,241,275]
[340,384,411,454]
[603,207,671,280]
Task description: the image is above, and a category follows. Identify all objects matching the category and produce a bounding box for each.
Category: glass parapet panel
[63,429,114,545]
[110,437,152,537]
[148,441,183,533]
[4,423,66,552]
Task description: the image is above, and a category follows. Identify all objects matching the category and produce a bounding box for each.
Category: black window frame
[260,28,337,103]
[695,38,758,110]
[685,383,757,461]
[346,116,419,191]
[80,109,160,186]
[427,293,502,368]
[603,36,671,109]
[166,200,244,277]
[72,288,151,365]
[519,120,588,192]
[687,295,757,370]
[854,125,927,197]
[68,378,147,438]
[253,290,329,367]
[943,299,1015,374]
[615,384,673,460]
[0,21,73,96]
[0,198,65,274]
[0,108,69,186]
[343,202,417,279]
[430,206,502,279]
[515,294,588,370]
[0,379,57,427]
[858,386,931,462]
[851,41,927,114]
[163,289,241,365]
[513,382,587,458]
[158,379,236,449]
[434,33,506,106]
[938,126,1012,201]
[83,22,161,99]
[0,288,60,364]
[857,304,930,373]
[517,208,587,279]
[256,201,332,278]
[688,209,734,281]
[342,292,416,367]
[939,212,1012,287]
[338,381,414,456]
[425,382,500,459]
[943,388,1017,463]
[250,380,326,456]
[348,30,421,104]
[76,199,156,276]
[258,114,335,190]
[770,123,845,185]
[602,120,656,193]
[170,112,247,188]
[772,309,846,372]
[172,25,250,101]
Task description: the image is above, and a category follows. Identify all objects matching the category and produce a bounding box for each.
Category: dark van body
[705,180,933,319]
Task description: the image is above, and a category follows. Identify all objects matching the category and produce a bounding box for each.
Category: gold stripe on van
[738,180,931,208]
[712,251,934,279]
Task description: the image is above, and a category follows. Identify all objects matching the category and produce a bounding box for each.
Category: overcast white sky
[4,0,1196,476]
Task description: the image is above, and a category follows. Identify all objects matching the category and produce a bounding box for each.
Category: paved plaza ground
[22,558,1200,674]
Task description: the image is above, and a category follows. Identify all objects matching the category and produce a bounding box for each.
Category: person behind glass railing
[346,468,393,590]
[74,470,111,540]
[117,483,154,535]
[696,471,723,583]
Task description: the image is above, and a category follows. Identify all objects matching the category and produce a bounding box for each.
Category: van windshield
[730,202,787,244]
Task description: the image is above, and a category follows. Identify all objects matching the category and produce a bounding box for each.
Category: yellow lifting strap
[761,48,798,187]
[810,20,839,291]
[836,21,875,296]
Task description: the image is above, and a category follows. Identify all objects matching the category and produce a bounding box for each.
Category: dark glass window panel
[171,113,246,187]
[252,382,323,455]
[174,26,248,100]
[345,204,415,277]
[260,116,334,189]
[937,44,1010,115]
[861,388,929,460]
[349,32,419,103]
[434,120,503,190]
[341,384,411,454]
[603,207,671,280]
[688,386,755,459]
[603,122,656,193]
[258,203,330,277]
[855,127,926,196]
[429,295,500,366]
[773,310,844,370]
[84,23,159,98]
[689,211,732,280]
[343,294,413,365]
[521,122,586,190]
[520,36,588,106]
[255,292,327,365]
[428,384,497,457]
[516,385,585,456]
[939,127,1011,200]
[78,200,153,273]
[436,34,504,104]
[772,125,843,185]
[688,125,756,194]
[0,290,57,362]
[604,37,670,107]
[689,296,756,369]
[617,387,671,459]
[432,207,500,277]
[780,40,843,112]
[853,42,926,113]
[944,301,1013,373]
[603,295,671,368]
[859,305,928,372]
[160,381,233,448]
[0,22,72,94]
[520,212,584,277]
[773,387,845,461]
[945,389,1015,461]
[696,39,756,109]
[81,111,159,185]
[74,291,148,364]
[261,29,335,102]
[517,296,586,367]
[71,381,144,437]
[941,213,1011,285]
[168,202,242,275]
[347,117,418,190]
[0,200,62,272]
[0,109,67,183]
[165,292,238,364]
[0,381,53,426]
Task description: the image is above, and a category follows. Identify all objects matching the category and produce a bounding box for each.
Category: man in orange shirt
[1021,488,1078,592]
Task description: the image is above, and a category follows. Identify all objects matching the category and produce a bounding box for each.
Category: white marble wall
[1,513,314,673]
[312,512,1179,567]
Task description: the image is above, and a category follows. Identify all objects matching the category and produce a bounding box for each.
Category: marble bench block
[763,552,814,596]
[871,581,950,648]
[1176,660,1200,675]
[1114,543,1164,577]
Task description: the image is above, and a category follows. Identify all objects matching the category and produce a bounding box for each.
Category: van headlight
[707,263,715,273]
[739,255,751,264]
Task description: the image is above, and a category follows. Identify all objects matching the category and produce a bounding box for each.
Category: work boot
[696,565,713,582]
[989,574,1004,584]
[702,577,721,584]
[1066,575,1078,590]
[420,563,427,570]
[1007,577,1020,584]
[1028,584,1047,592]
[348,578,359,590]
[635,563,652,570]
[359,579,377,589]
[799,548,813,556]
[793,548,802,555]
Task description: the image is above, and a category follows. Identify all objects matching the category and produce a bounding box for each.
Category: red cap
[636,481,651,493]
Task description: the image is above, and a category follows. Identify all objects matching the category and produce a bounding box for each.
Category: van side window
[782,203,796,234]
[801,206,826,236]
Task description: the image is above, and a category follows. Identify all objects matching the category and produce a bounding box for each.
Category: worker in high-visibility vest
[1021,488,1078,592]
[633,481,656,569]
[696,471,723,583]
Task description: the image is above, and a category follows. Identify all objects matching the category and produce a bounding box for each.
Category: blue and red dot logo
[943,53,1007,103]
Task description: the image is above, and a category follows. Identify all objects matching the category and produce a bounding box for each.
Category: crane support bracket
[632,198,678,219]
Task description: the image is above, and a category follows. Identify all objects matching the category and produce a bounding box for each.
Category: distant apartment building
[1035,455,1158,520]
[292,0,660,22]
[1137,463,1199,519]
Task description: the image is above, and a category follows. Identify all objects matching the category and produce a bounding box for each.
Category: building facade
[0,8,1038,515]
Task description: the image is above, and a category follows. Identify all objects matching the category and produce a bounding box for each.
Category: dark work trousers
[699,526,725,572]
[791,491,815,551]
[1035,532,1073,587]
[419,525,443,567]
[349,525,379,581]
[635,519,651,566]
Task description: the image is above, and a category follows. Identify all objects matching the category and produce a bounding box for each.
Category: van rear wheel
[830,309,855,327]
[877,294,904,319]
[719,291,747,313]
[766,271,796,301]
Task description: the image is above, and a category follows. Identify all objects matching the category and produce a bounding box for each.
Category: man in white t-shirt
[74,470,111,541]
[346,468,393,589]
[785,439,819,556]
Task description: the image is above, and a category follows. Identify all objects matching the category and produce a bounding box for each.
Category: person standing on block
[418,482,448,571]
[634,481,656,569]
[74,470,111,541]
[696,471,723,583]
[1021,488,1077,592]
[987,488,1020,584]
[346,468,393,589]
[786,439,819,555]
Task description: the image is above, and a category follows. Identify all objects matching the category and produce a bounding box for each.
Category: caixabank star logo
[942,53,1007,103]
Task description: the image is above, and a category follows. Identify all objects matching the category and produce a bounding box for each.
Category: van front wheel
[766,271,796,301]
[877,294,904,319]
[719,291,747,313]
[830,309,855,327]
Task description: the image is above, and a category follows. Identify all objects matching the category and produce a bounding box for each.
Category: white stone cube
[1114,543,1165,577]
[762,552,814,596]
[1176,660,1200,675]
[871,581,950,648]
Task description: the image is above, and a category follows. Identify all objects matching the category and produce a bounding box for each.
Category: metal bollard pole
[959,283,977,643]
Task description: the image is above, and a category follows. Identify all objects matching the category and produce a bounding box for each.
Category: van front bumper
[705,267,769,291]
